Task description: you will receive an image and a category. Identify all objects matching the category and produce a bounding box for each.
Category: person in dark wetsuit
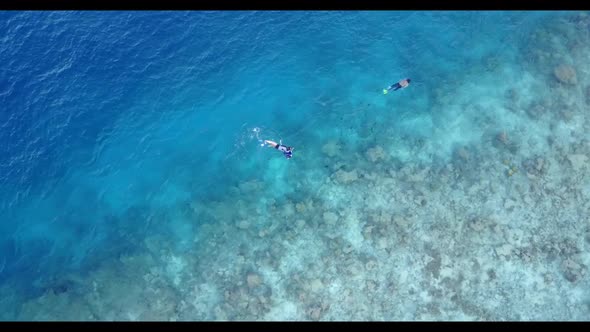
[383,78,411,94]
[264,139,293,159]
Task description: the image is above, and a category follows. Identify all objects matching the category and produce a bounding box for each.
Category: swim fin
[383,89,388,95]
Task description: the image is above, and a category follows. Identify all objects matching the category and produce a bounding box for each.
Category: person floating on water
[264,139,293,159]
[383,78,411,94]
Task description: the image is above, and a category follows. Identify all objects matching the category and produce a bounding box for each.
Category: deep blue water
[1,11,588,320]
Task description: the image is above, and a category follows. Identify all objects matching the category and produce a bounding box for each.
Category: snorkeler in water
[264,139,293,159]
[383,78,411,94]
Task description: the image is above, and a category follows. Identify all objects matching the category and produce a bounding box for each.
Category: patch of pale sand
[263,299,300,320]
[341,208,364,250]
[189,282,221,319]
[258,259,303,320]
[165,254,186,287]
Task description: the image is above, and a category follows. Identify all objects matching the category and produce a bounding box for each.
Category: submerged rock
[493,130,518,153]
[295,202,306,214]
[307,302,329,321]
[376,237,388,250]
[484,55,501,71]
[247,273,262,288]
[526,103,548,119]
[561,259,586,283]
[560,108,575,122]
[495,243,513,259]
[323,212,338,225]
[365,260,378,271]
[295,219,306,229]
[309,306,322,320]
[310,279,323,292]
[332,169,358,184]
[236,220,250,230]
[522,156,547,176]
[567,154,588,171]
[553,64,577,85]
[506,88,519,104]
[496,131,509,146]
[468,218,486,232]
[453,146,470,162]
[322,141,342,158]
[366,146,386,163]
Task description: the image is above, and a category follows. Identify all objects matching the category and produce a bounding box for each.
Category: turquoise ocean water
[0,11,589,320]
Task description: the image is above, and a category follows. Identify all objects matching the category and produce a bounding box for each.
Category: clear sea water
[1,11,589,320]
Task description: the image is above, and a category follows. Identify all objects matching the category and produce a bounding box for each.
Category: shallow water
[0,11,589,320]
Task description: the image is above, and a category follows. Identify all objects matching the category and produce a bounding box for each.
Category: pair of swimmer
[264,78,410,159]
